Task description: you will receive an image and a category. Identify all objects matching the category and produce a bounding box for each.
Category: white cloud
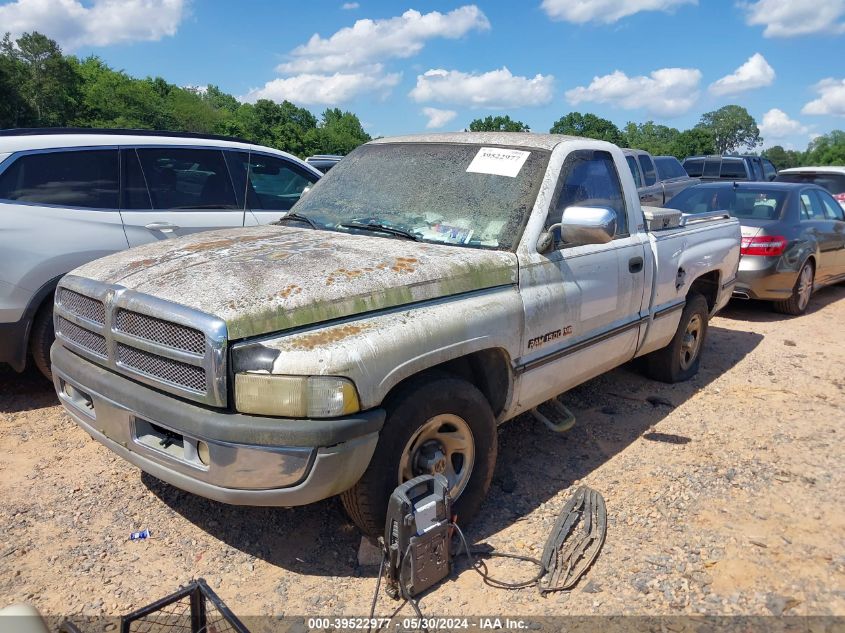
[277,6,489,74]
[742,0,845,37]
[422,107,457,129]
[802,78,845,116]
[243,71,401,106]
[341,2,359,9]
[541,0,695,24]
[709,53,775,96]
[410,67,554,108]
[565,67,701,117]
[0,0,186,50]
[759,108,808,139]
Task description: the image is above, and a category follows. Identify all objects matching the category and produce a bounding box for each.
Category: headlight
[234,373,360,418]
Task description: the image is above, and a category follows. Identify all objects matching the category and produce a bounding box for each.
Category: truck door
[119,147,246,246]
[517,149,646,407]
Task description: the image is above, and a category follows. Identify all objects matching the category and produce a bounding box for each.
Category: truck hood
[70,226,518,340]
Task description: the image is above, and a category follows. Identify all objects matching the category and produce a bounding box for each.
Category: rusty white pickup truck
[51,133,740,535]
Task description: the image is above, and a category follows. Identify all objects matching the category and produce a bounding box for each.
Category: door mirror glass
[542,206,616,249]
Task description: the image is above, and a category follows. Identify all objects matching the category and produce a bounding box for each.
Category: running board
[531,398,576,433]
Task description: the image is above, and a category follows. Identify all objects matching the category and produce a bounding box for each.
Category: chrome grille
[57,288,105,324]
[117,344,206,392]
[55,316,107,357]
[115,309,205,355]
[53,278,228,407]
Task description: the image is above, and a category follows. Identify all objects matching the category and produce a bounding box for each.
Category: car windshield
[291,142,551,251]
[670,186,787,220]
[776,172,845,195]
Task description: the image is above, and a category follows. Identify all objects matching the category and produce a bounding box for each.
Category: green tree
[304,108,371,156]
[6,31,81,126]
[468,115,530,132]
[803,130,845,166]
[622,121,680,155]
[762,145,804,170]
[549,112,622,144]
[670,127,716,159]
[696,105,761,154]
[0,34,35,127]
[166,88,221,133]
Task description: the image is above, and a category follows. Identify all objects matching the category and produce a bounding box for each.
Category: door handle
[629,256,644,273]
[144,222,179,233]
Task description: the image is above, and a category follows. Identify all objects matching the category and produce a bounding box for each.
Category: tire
[30,300,55,381]
[643,292,709,384]
[340,376,497,537]
[773,260,814,316]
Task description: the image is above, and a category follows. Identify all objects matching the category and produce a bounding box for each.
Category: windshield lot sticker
[466,147,530,178]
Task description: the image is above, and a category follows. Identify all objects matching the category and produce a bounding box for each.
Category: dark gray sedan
[669,182,845,315]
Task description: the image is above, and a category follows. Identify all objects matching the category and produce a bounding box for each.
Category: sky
[1,0,844,150]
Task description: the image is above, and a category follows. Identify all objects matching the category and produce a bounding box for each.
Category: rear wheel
[773,260,814,316]
[30,300,55,381]
[643,292,709,384]
[340,376,497,537]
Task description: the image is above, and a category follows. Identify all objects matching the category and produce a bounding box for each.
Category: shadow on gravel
[718,283,845,323]
[143,323,763,577]
[0,363,57,413]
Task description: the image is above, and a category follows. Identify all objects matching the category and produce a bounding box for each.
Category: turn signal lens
[234,373,360,418]
[740,235,787,256]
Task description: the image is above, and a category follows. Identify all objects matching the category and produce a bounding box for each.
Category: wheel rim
[679,313,703,371]
[797,264,813,311]
[398,414,475,499]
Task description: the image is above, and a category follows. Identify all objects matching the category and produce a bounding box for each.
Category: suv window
[552,149,628,239]
[0,149,119,209]
[135,148,238,210]
[655,156,686,180]
[749,158,764,181]
[228,151,318,211]
[625,156,642,188]
[720,160,747,179]
[121,149,152,210]
[638,154,657,186]
[683,159,704,177]
[776,172,845,195]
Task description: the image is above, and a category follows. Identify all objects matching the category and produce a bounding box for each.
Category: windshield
[291,142,551,251]
[671,186,787,220]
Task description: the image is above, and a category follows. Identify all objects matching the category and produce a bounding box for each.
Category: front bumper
[732,256,797,301]
[51,343,384,506]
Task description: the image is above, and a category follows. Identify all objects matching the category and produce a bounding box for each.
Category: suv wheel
[30,300,55,381]
[340,376,497,537]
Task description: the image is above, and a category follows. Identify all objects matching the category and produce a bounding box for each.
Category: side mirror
[537,206,617,252]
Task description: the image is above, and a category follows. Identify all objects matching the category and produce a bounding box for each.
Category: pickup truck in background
[51,133,741,536]
[623,149,699,207]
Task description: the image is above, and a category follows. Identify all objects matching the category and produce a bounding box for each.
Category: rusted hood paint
[71,226,518,340]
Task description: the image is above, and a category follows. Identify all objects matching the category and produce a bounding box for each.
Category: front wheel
[773,260,814,316]
[643,292,709,384]
[340,376,497,537]
[30,301,55,381]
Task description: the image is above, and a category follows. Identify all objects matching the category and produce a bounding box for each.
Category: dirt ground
[1,288,844,626]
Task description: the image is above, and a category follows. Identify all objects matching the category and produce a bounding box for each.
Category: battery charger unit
[383,474,452,599]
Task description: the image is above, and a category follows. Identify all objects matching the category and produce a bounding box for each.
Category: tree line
[2,31,842,168]
[0,32,371,158]
[469,110,845,169]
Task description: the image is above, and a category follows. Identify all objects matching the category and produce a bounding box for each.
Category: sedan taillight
[834,193,845,203]
[741,235,787,256]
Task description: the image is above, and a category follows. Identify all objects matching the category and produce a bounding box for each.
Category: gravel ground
[1,288,844,624]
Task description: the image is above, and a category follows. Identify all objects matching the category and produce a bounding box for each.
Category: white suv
[0,128,322,379]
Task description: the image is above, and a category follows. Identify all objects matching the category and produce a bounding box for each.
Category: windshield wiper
[339,221,421,241]
[272,212,318,229]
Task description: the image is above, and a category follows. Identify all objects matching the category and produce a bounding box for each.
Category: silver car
[0,128,321,378]
[670,181,845,314]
